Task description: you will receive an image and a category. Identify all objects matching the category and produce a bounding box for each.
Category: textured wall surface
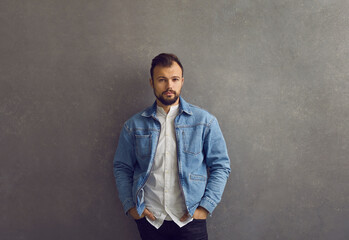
[1,0,348,239]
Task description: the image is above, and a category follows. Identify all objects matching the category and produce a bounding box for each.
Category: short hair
[150,53,183,79]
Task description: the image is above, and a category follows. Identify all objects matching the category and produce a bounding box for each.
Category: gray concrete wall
[1,0,348,239]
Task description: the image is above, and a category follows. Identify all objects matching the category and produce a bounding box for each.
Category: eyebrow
[156,75,181,79]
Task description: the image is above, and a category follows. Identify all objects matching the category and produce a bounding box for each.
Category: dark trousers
[135,218,208,240]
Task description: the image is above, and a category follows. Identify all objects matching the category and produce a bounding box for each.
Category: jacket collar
[141,96,193,118]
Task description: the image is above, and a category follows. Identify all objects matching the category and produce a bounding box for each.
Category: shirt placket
[164,114,171,211]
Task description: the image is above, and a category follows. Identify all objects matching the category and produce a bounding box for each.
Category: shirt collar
[156,104,179,117]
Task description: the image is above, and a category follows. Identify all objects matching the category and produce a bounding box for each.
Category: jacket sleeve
[199,117,231,214]
[113,123,136,214]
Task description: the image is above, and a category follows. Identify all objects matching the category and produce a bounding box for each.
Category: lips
[164,91,175,96]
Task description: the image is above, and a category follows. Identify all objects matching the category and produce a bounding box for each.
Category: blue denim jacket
[113,97,230,217]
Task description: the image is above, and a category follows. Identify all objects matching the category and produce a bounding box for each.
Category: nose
[167,79,173,89]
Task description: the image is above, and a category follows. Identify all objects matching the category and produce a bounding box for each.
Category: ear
[181,77,184,86]
[149,78,154,88]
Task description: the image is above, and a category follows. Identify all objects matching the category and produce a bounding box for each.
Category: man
[113,53,230,240]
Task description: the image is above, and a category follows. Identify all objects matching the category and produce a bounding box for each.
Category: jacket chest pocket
[135,134,151,158]
[182,130,202,155]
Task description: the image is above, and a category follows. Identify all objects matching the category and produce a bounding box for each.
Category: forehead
[153,62,182,78]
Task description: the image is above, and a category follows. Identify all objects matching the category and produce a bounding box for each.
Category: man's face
[150,62,184,106]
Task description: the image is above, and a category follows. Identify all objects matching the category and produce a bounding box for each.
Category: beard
[154,89,180,106]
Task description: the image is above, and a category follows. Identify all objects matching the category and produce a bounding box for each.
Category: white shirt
[143,104,193,229]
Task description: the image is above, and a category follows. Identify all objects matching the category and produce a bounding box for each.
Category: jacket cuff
[122,198,135,215]
[199,196,217,215]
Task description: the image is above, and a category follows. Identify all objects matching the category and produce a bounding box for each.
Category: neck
[156,99,179,114]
